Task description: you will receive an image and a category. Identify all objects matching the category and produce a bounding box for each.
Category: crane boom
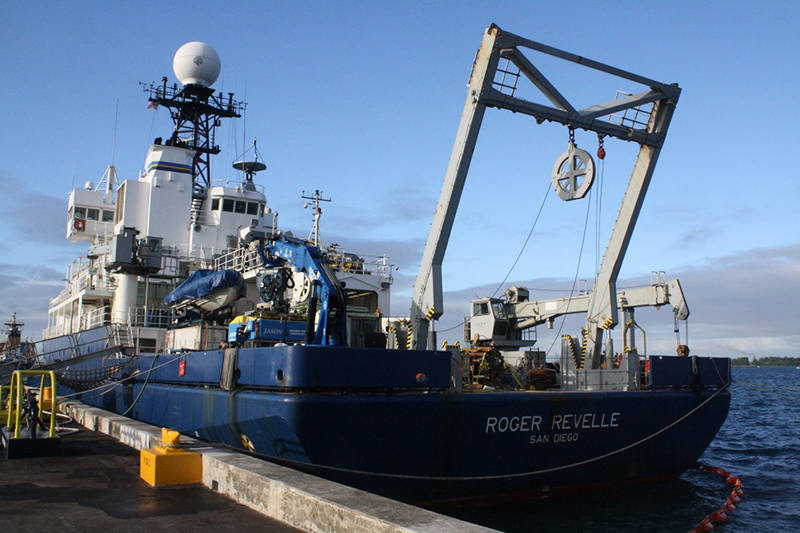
[513,278,688,331]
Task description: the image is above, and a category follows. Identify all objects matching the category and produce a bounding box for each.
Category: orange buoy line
[688,463,744,532]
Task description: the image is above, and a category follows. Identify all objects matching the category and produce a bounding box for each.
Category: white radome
[173,42,221,87]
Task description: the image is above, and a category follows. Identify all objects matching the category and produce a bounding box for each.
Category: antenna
[111,98,119,166]
[242,81,247,169]
[301,189,331,247]
[95,100,120,197]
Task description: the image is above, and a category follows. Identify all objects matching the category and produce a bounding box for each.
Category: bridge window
[74,207,86,220]
[234,201,246,213]
[86,208,99,221]
[222,199,234,212]
[211,198,220,211]
[246,202,259,215]
[102,210,114,222]
[473,302,489,316]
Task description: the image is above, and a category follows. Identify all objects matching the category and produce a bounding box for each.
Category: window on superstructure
[234,201,246,213]
[138,338,157,354]
[102,210,114,222]
[87,208,99,221]
[473,302,489,316]
[346,290,378,313]
[211,198,220,211]
[260,204,266,216]
[246,202,258,215]
[492,301,506,318]
[74,207,86,220]
[222,199,234,212]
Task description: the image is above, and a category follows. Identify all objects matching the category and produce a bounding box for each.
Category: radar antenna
[141,46,245,198]
[233,138,267,192]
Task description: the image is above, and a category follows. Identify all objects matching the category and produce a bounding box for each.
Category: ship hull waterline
[73,360,730,503]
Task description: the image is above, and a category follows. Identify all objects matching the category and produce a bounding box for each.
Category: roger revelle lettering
[485,412,621,445]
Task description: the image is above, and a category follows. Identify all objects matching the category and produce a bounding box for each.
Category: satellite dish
[232,161,267,173]
[173,42,221,87]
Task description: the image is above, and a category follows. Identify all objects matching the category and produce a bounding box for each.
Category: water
[429,367,800,532]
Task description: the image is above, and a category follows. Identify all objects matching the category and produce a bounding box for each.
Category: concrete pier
[0,425,299,532]
[59,399,496,532]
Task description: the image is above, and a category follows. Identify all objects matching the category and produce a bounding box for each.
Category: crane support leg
[584,98,678,368]
[410,27,501,349]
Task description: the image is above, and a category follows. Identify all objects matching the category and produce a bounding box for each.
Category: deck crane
[467,275,689,367]
[409,24,681,375]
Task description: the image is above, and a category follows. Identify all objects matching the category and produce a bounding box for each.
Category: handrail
[6,370,57,439]
[212,244,394,282]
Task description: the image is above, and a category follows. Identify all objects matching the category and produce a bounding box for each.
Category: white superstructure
[44,42,393,354]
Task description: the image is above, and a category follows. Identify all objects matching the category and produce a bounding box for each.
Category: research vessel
[31,26,729,503]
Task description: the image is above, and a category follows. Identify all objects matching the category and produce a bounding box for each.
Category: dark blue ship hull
[75,347,731,502]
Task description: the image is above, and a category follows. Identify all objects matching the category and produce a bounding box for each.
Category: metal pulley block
[551,142,595,201]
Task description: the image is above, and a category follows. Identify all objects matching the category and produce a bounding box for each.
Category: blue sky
[1,1,798,356]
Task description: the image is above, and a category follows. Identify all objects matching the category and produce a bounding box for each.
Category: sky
[1,1,798,357]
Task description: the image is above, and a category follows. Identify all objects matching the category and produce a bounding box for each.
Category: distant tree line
[731,356,800,367]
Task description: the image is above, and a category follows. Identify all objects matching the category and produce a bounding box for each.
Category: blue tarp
[165,269,245,306]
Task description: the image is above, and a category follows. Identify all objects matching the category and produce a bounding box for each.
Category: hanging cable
[545,187,594,357]
[231,118,239,170]
[490,181,552,297]
[438,181,551,335]
[594,134,605,276]
[121,353,159,417]
[595,157,604,275]
[145,106,158,155]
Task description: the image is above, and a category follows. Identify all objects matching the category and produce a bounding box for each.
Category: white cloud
[3,229,797,359]
[0,263,64,339]
[432,243,800,358]
[0,174,68,246]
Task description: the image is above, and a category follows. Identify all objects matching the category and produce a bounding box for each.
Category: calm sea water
[429,366,800,532]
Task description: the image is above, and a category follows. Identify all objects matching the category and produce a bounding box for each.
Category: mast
[3,313,24,349]
[302,189,331,247]
[141,43,245,204]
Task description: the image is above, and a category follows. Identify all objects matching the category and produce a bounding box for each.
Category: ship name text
[484,412,621,445]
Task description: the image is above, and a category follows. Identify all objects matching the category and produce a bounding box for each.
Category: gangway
[1,324,135,384]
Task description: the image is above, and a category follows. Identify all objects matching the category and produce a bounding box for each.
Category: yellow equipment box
[140,428,202,486]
